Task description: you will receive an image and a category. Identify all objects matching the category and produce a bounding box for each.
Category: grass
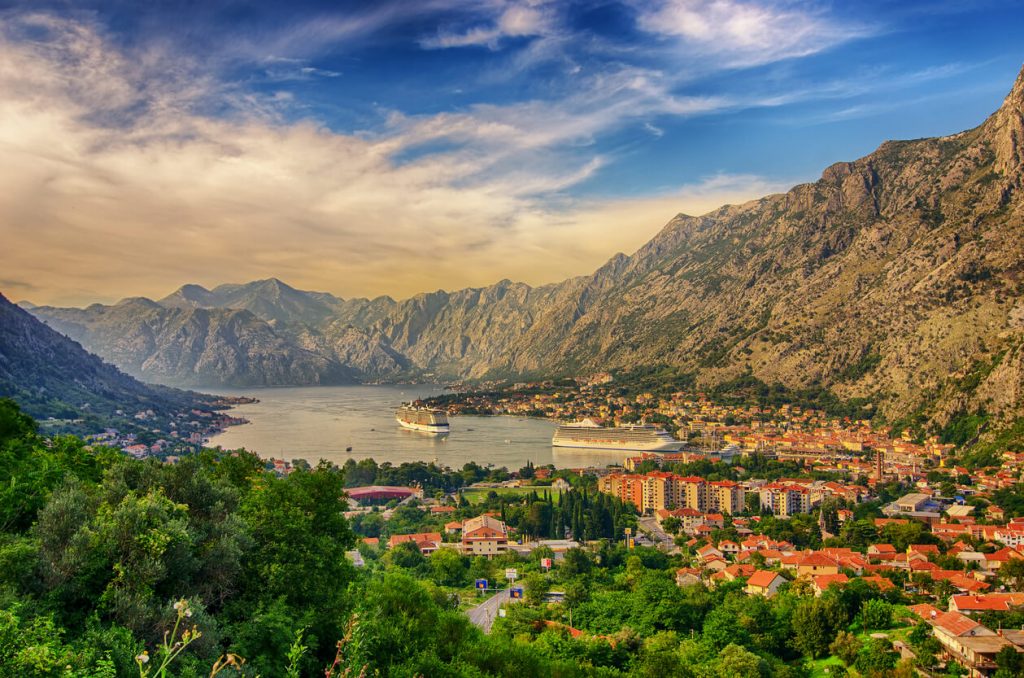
[461,486,563,505]
[805,655,844,678]
[803,621,914,677]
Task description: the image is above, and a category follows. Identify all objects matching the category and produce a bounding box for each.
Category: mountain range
[21,66,1024,430]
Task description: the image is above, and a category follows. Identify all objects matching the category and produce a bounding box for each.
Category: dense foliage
[1,398,1001,677]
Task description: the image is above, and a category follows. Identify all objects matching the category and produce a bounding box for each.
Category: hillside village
[347,378,1024,676]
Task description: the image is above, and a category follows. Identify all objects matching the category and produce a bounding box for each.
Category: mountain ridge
[0,293,215,424]
[20,65,1024,428]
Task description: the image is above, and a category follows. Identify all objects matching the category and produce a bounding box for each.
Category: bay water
[207,385,623,470]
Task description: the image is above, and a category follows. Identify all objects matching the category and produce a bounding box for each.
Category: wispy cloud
[0,3,910,307]
[0,13,784,306]
[632,0,875,68]
[420,1,557,50]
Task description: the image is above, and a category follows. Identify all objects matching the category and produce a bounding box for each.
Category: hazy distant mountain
[0,293,208,421]
[29,296,361,388]
[23,67,1024,426]
[159,278,348,326]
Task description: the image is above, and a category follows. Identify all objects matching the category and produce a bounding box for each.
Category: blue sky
[1,0,1022,305]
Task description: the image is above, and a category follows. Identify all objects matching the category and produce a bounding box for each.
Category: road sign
[510,587,524,599]
[541,557,552,570]
[624,527,632,536]
[505,568,518,581]
[475,579,488,590]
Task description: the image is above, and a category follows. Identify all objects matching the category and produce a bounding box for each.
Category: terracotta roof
[932,611,981,637]
[860,575,895,591]
[988,547,1024,562]
[908,603,941,620]
[798,553,839,567]
[723,564,756,578]
[951,593,1024,612]
[462,514,508,536]
[813,574,849,590]
[389,532,442,547]
[908,544,940,554]
[747,570,784,588]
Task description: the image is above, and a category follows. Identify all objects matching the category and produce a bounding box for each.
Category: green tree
[429,547,468,587]
[791,597,847,659]
[661,516,681,534]
[855,637,898,674]
[523,572,549,607]
[703,605,751,652]
[387,541,427,570]
[858,598,894,630]
[715,643,766,678]
[994,644,1024,678]
[238,462,356,658]
[830,630,861,665]
[998,556,1024,591]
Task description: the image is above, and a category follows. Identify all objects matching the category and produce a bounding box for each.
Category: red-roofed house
[745,570,787,598]
[868,544,897,558]
[461,515,509,557]
[797,553,840,577]
[861,575,895,592]
[812,573,850,596]
[676,567,702,587]
[985,547,1024,572]
[950,593,1024,615]
[388,532,443,555]
[712,563,756,585]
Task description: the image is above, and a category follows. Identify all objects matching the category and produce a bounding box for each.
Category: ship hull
[397,417,450,434]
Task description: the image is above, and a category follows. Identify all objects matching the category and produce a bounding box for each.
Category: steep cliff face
[21,67,1024,424]
[492,66,1024,422]
[0,294,207,420]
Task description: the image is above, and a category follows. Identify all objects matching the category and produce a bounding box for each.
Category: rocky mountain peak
[161,284,213,308]
[1006,63,1024,108]
[987,64,1024,178]
[250,278,295,294]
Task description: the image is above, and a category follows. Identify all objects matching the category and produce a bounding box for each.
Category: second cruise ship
[552,419,682,452]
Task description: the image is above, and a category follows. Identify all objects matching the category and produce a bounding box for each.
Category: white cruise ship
[396,403,450,434]
[552,419,682,452]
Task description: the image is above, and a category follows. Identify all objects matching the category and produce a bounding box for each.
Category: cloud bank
[0,2,887,306]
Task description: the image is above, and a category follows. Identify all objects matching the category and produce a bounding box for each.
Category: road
[637,516,677,552]
[467,586,523,633]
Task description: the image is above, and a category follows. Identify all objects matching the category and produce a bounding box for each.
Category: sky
[1,0,1023,306]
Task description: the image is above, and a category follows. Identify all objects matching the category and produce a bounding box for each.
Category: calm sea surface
[207,385,623,470]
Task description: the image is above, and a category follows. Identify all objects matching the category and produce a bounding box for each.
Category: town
[285,375,1024,677]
